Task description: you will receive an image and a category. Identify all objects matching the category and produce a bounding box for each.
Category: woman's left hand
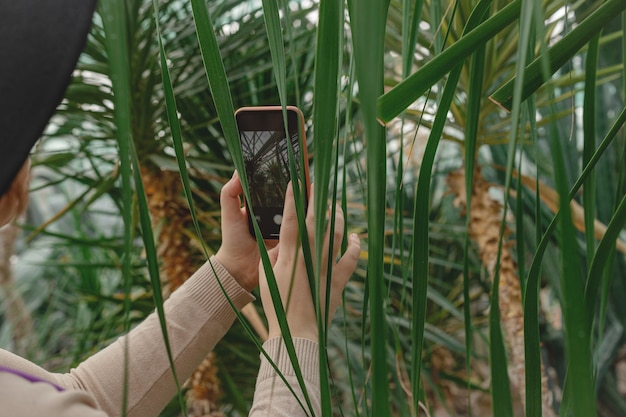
[215,171,262,292]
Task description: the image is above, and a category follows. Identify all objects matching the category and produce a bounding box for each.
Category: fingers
[334,233,360,290]
[225,171,244,197]
[220,171,244,217]
[324,232,360,320]
[278,181,298,249]
[330,204,345,260]
[317,203,345,276]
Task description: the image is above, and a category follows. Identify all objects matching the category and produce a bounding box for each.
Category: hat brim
[0,0,98,196]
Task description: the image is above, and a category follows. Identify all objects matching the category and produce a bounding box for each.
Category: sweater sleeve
[0,256,254,417]
[0,372,109,417]
[249,337,321,417]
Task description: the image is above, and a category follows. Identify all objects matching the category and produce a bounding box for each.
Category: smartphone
[235,106,310,239]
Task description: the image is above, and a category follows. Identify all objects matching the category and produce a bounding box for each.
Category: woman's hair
[0,160,30,227]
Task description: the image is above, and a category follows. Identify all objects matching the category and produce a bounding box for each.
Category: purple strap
[0,365,65,392]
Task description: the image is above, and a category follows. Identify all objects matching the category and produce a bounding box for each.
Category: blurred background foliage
[0,0,624,416]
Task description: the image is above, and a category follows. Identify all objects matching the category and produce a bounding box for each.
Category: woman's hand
[260,183,361,341]
[215,171,262,292]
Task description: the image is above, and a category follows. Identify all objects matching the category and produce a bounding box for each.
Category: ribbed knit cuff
[180,255,255,323]
[257,337,320,386]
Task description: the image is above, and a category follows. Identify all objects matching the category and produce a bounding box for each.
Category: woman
[0,2,360,415]
[1,167,359,417]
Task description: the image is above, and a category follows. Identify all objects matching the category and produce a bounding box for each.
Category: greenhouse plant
[1,0,625,416]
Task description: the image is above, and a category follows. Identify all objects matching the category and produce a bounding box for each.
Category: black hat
[0,0,98,196]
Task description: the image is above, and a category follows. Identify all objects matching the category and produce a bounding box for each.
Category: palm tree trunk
[140,166,224,416]
[447,168,555,417]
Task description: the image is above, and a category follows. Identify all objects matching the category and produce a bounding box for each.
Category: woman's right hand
[259,183,360,341]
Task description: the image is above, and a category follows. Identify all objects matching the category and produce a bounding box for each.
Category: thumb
[220,171,244,216]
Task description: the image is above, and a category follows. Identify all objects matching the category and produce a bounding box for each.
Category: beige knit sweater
[0,256,320,417]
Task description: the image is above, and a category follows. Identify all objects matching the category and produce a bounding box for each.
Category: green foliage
[4,0,625,416]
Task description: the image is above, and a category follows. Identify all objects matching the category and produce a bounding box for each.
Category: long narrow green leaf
[535,22,597,412]
[509,2,544,416]
[263,2,339,415]
[261,0,288,106]
[148,3,223,412]
[462,3,489,412]
[389,3,424,410]
[524,105,626,306]
[549,126,596,417]
[348,5,370,417]
[412,70,461,417]
[279,0,302,108]
[487,0,548,414]
[599,14,626,340]
[152,8,203,257]
[490,0,626,111]
[584,194,626,322]
[522,68,544,417]
[188,0,244,181]
[312,0,341,283]
[189,2,316,415]
[130,145,188,416]
[393,0,416,302]
[462,0,490,197]
[408,2,497,414]
[486,104,516,414]
[583,34,600,261]
[429,0,443,57]
[348,0,390,414]
[421,14,484,414]
[340,54,361,417]
[260,0,324,412]
[401,0,423,79]
[377,0,521,124]
[258,3,312,302]
[99,2,134,415]
[315,1,348,415]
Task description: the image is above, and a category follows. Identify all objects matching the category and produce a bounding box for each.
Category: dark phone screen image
[237,109,302,238]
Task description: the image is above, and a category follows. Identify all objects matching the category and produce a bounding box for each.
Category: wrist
[215,250,258,292]
[268,324,318,342]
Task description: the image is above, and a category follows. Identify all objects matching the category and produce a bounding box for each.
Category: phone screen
[236,107,306,239]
